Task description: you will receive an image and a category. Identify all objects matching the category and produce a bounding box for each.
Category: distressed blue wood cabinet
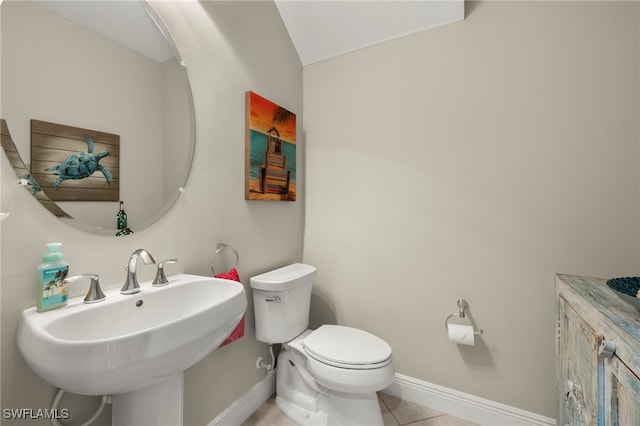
[556,274,640,426]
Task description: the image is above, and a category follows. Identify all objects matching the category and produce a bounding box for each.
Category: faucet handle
[152,259,178,287]
[66,274,106,304]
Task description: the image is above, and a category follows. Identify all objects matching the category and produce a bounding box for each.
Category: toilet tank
[250,263,317,344]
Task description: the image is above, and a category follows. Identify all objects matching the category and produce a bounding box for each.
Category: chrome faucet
[121,249,155,294]
[66,274,106,303]
[152,259,178,287]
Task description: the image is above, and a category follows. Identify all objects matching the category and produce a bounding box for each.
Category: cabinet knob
[598,338,616,358]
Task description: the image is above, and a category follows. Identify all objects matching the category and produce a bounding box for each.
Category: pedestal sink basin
[16,274,246,425]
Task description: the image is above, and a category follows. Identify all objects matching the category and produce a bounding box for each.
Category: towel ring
[211,243,239,276]
[444,298,484,335]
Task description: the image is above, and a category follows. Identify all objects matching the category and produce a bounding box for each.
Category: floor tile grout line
[400,413,449,426]
[379,393,402,426]
[243,392,476,426]
[379,392,451,426]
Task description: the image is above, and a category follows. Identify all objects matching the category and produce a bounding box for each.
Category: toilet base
[276,347,385,426]
[327,391,384,426]
[276,395,328,426]
[276,391,384,426]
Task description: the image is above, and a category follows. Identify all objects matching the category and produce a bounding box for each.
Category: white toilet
[250,263,394,426]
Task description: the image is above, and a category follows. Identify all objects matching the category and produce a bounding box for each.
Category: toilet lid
[302,325,392,369]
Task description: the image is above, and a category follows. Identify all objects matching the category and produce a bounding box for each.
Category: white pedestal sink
[16,274,247,425]
[112,374,184,426]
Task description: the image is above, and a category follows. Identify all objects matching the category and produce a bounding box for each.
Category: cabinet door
[605,355,640,426]
[557,299,599,426]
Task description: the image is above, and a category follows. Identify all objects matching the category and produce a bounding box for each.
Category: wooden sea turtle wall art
[31,119,120,202]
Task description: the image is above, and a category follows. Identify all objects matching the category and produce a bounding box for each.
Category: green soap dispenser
[37,242,69,312]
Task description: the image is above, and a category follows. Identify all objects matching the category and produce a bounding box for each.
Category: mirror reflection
[1,0,194,235]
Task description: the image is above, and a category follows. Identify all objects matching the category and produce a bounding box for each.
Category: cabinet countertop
[556,274,640,348]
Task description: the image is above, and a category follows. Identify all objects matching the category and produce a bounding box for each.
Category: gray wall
[1,1,302,425]
[302,1,639,419]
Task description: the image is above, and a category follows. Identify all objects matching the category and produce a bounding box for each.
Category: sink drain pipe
[50,389,110,426]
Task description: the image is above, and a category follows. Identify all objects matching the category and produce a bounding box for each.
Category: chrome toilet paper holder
[444,298,484,335]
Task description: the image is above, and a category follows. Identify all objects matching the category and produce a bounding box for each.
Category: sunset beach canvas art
[245,91,296,201]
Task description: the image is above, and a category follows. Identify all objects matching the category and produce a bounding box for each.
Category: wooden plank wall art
[31,119,119,201]
[245,91,296,201]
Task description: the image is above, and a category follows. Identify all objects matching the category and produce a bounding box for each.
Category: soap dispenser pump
[37,242,69,312]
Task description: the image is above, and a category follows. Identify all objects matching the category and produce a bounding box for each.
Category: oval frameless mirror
[1,0,195,236]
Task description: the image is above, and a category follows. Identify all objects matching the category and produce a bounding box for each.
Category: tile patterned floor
[242,392,478,426]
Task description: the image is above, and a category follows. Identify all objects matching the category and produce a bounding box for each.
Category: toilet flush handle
[265,296,281,302]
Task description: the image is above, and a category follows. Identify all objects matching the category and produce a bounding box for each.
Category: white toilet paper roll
[447,324,475,346]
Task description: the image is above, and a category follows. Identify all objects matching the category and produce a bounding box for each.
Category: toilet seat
[284,326,395,396]
[302,325,392,370]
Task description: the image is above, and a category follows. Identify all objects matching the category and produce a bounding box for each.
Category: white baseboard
[209,370,276,426]
[383,373,556,426]
[209,370,555,426]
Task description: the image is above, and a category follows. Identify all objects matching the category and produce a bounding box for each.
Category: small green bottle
[37,243,69,312]
[115,201,133,236]
[116,201,127,230]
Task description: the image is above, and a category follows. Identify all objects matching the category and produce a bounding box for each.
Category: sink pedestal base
[112,374,183,426]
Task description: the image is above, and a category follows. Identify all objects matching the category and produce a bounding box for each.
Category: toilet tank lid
[250,263,317,291]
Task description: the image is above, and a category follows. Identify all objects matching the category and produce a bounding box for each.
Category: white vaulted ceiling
[34,0,465,66]
[274,0,465,65]
[33,1,174,62]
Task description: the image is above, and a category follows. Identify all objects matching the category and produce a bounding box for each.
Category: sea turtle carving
[45,135,111,189]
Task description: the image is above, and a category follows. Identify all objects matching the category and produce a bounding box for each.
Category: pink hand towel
[215,268,245,347]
